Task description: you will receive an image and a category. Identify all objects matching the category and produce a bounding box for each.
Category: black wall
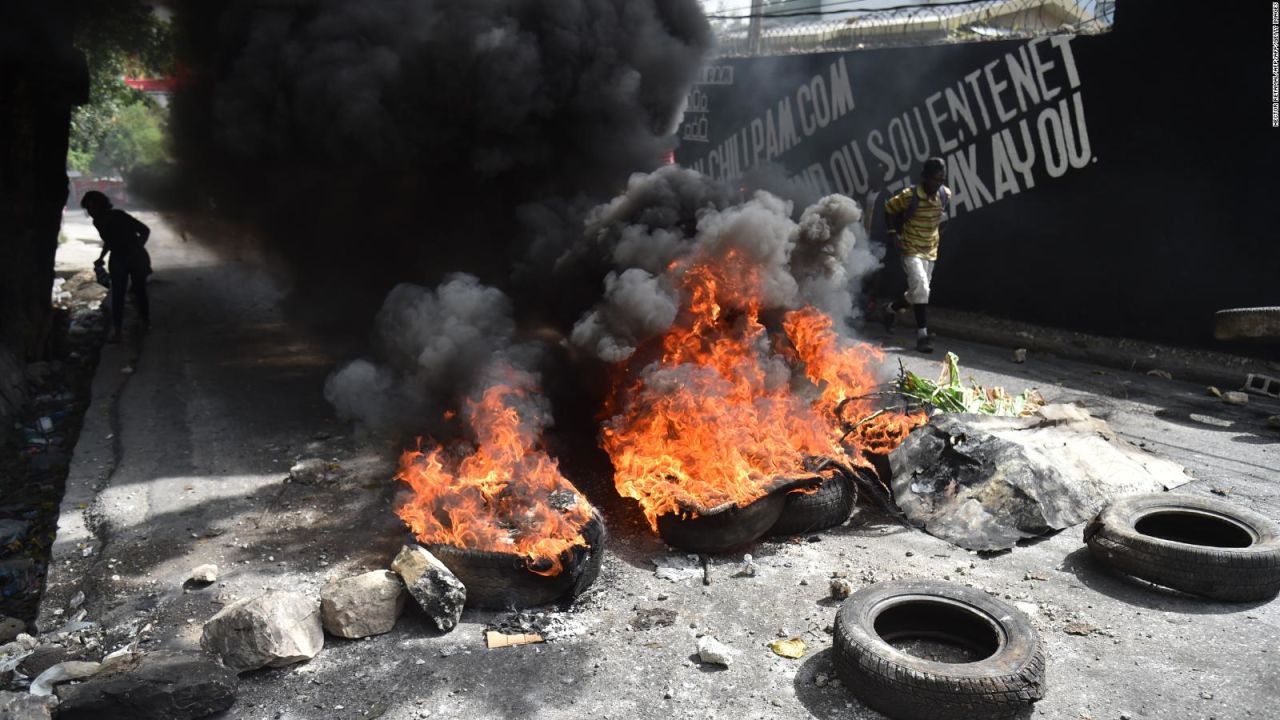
[676,0,1280,347]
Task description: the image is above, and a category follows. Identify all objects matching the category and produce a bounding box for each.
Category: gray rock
[321,570,406,638]
[55,650,236,720]
[829,578,854,600]
[29,660,100,696]
[189,564,218,584]
[288,458,331,485]
[391,545,466,632]
[0,617,23,643]
[200,591,323,672]
[0,691,56,720]
[696,636,735,667]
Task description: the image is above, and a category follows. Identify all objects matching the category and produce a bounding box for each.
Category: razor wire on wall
[707,0,1115,57]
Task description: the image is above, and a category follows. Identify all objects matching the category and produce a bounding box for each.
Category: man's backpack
[888,185,950,235]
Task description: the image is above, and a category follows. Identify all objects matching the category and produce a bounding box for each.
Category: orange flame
[604,257,923,531]
[395,376,592,576]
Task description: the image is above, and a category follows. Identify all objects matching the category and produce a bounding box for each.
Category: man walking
[882,157,950,353]
[81,191,151,342]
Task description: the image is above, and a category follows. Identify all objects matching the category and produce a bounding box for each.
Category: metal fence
[708,0,1114,57]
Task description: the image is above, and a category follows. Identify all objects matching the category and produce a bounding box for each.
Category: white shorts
[901,255,935,305]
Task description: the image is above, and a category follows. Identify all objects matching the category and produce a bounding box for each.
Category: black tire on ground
[427,512,606,610]
[1214,306,1280,341]
[1084,493,1280,602]
[656,475,822,552]
[833,580,1045,720]
[769,472,854,536]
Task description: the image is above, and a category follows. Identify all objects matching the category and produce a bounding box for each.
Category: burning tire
[1084,493,1280,601]
[426,511,607,610]
[656,475,822,553]
[768,470,855,537]
[832,580,1045,720]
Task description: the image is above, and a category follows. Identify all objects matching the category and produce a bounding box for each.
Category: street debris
[1145,369,1172,380]
[0,690,55,720]
[696,636,735,667]
[1221,391,1249,405]
[734,554,759,578]
[1269,415,1280,429]
[630,607,677,631]
[188,564,218,585]
[320,570,406,639]
[485,631,543,649]
[488,609,587,642]
[29,659,100,696]
[767,638,807,659]
[200,591,324,672]
[54,650,237,720]
[1012,348,1027,363]
[287,458,338,485]
[897,352,1044,416]
[1207,386,1223,398]
[652,554,703,582]
[1210,487,1233,497]
[889,403,1193,551]
[1062,623,1097,636]
[829,578,853,600]
[391,545,466,633]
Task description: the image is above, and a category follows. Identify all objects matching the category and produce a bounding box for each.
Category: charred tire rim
[656,476,821,553]
[769,472,855,537]
[1084,493,1280,601]
[833,580,1045,720]
[426,512,606,610]
[1214,306,1280,341]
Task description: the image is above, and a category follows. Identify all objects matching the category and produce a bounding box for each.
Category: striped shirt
[884,185,950,261]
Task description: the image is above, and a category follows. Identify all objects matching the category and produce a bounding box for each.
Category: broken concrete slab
[200,591,323,672]
[696,636,735,667]
[888,404,1193,551]
[391,545,465,633]
[188,564,218,584]
[320,570,406,639]
[29,660,101,696]
[54,650,237,720]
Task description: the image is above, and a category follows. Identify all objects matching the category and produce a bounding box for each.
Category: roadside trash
[1221,391,1249,405]
[898,353,1044,416]
[1012,348,1027,363]
[1145,369,1172,380]
[888,404,1192,551]
[485,631,543,649]
[768,638,807,658]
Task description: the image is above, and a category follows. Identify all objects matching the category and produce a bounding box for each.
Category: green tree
[67,2,172,176]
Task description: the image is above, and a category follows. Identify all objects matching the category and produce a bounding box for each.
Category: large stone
[200,591,323,672]
[391,545,466,632]
[0,691,56,720]
[321,570,406,639]
[55,650,236,720]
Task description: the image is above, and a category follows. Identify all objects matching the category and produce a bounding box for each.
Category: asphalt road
[41,216,1280,720]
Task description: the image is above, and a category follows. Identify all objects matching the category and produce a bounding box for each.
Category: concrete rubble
[320,570,406,639]
[200,591,323,672]
[29,660,100,696]
[391,545,466,633]
[696,636,735,667]
[54,650,237,720]
[188,564,218,584]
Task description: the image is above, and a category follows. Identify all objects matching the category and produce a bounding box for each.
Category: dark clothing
[110,264,150,332]
[94,208,151,331]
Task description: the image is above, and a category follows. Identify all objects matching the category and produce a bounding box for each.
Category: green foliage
[66,1,173,176]
[897,352,1045,416]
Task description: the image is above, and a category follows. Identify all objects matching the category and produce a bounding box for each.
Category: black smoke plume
[164,0,711,330]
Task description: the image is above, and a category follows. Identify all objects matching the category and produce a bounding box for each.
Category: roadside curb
[929,307,1279,392]
[35,337,138,632]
